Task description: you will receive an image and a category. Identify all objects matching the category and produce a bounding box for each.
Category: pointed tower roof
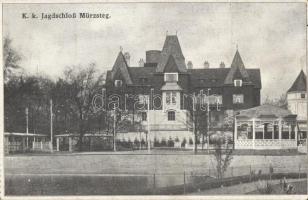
[111,52,133,84]
[224,50,250,84]
[164,55,180,73]
[287,70,307,93]
[156,35,187,73]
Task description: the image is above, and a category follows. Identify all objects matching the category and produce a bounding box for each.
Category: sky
[3,3,307,101]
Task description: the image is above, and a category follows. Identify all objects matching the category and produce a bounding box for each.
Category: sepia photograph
[2,1,308,198]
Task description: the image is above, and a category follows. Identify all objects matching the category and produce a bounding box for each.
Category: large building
[105,35,261,147]
[287,70,307,144]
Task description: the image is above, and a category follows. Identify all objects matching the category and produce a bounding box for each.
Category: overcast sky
[3,3,306,101]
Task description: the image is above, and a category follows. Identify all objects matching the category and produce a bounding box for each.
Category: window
[301,93,306,99]
[168,111,175,121]
[166,92,177,105]
[138,95,148,105]
[139,78,148,84]
[114,80,123,87]
[141,112,147,121]
[234,79,242,87]
[233,94,244,104]
[164,73,178,82]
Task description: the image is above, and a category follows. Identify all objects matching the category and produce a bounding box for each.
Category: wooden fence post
[183,171,186,194]
[298,163,301,179]
[249,165,252,181]
[153,173,156,195]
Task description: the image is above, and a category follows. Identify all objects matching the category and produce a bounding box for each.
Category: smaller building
[287,70,307,145]
[234,105,297,150]
[4,132,50,154]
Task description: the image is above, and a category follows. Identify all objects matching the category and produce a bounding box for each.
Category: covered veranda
[234,105,298,150]
[4,132,50,154]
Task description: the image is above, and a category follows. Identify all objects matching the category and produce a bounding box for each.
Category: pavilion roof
[236,104,296,119]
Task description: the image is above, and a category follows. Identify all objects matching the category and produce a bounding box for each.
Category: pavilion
[234,105,298,150]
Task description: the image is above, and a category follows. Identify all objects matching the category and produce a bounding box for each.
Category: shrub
[134,138,140,146]
[189,137,193,145]
[141,138,146,147]
[154,137,160,147]
[181,138,187,147]
[161,138,167,147]
[256,180,274,194]
[167,137,174,147]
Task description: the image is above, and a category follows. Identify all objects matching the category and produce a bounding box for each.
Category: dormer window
[164,73,178,82]
[234,79,242,87]
[301,93,306,99]
[114,80,123,87]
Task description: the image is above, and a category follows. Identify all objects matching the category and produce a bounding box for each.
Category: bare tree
[63,63,105,151]
[263,93,287,109]
[211,132,233,179]
[3,37,21,81]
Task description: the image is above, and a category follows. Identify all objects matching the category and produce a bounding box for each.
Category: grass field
[4,151,308,195]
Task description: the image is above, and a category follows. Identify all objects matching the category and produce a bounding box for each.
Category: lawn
[4,152,307,195]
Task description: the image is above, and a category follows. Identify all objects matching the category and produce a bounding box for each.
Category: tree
[210,131,233,179]
[185,91,209,154]
[62,63,105,151]
[4,74,55,134]
[3,37,21,81]
[263,93,287,109]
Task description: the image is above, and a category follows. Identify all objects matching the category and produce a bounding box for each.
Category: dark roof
[189,68,230,88]
[128,66,156,85]
[106,66,261,89]
[164,55,180,73]
[110,52,133,84]
[189,68,261,88]
[156,35,187,73]
[288,70,307,93]
[224,50,251,84]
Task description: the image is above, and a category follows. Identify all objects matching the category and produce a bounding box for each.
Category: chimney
[124,52,130,66]
[138,58,145,67]
[220,62,225,68]
[203,61,209,68]
[187,61,193,69]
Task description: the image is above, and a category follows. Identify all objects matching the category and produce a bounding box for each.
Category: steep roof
[110,52,133,85]
[224,50,250,84]
[237,104,293,119]
[128,66,156,85]
[156,35,187,73]
[164,55,180,73]
[287,70,307,93]
[189,68,261,88]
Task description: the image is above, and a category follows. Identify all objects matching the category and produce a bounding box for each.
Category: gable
[156,35,187,73]
[164,55,180,73]
[224,50,251,84]
[110,52,133,85]
[288,70,307,93]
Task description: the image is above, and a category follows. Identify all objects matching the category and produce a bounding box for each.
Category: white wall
[287,92,307,121]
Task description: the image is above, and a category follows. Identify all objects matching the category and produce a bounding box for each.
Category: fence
[6,164,306,195]
[32,141,52,152]
[137,164,307,195]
